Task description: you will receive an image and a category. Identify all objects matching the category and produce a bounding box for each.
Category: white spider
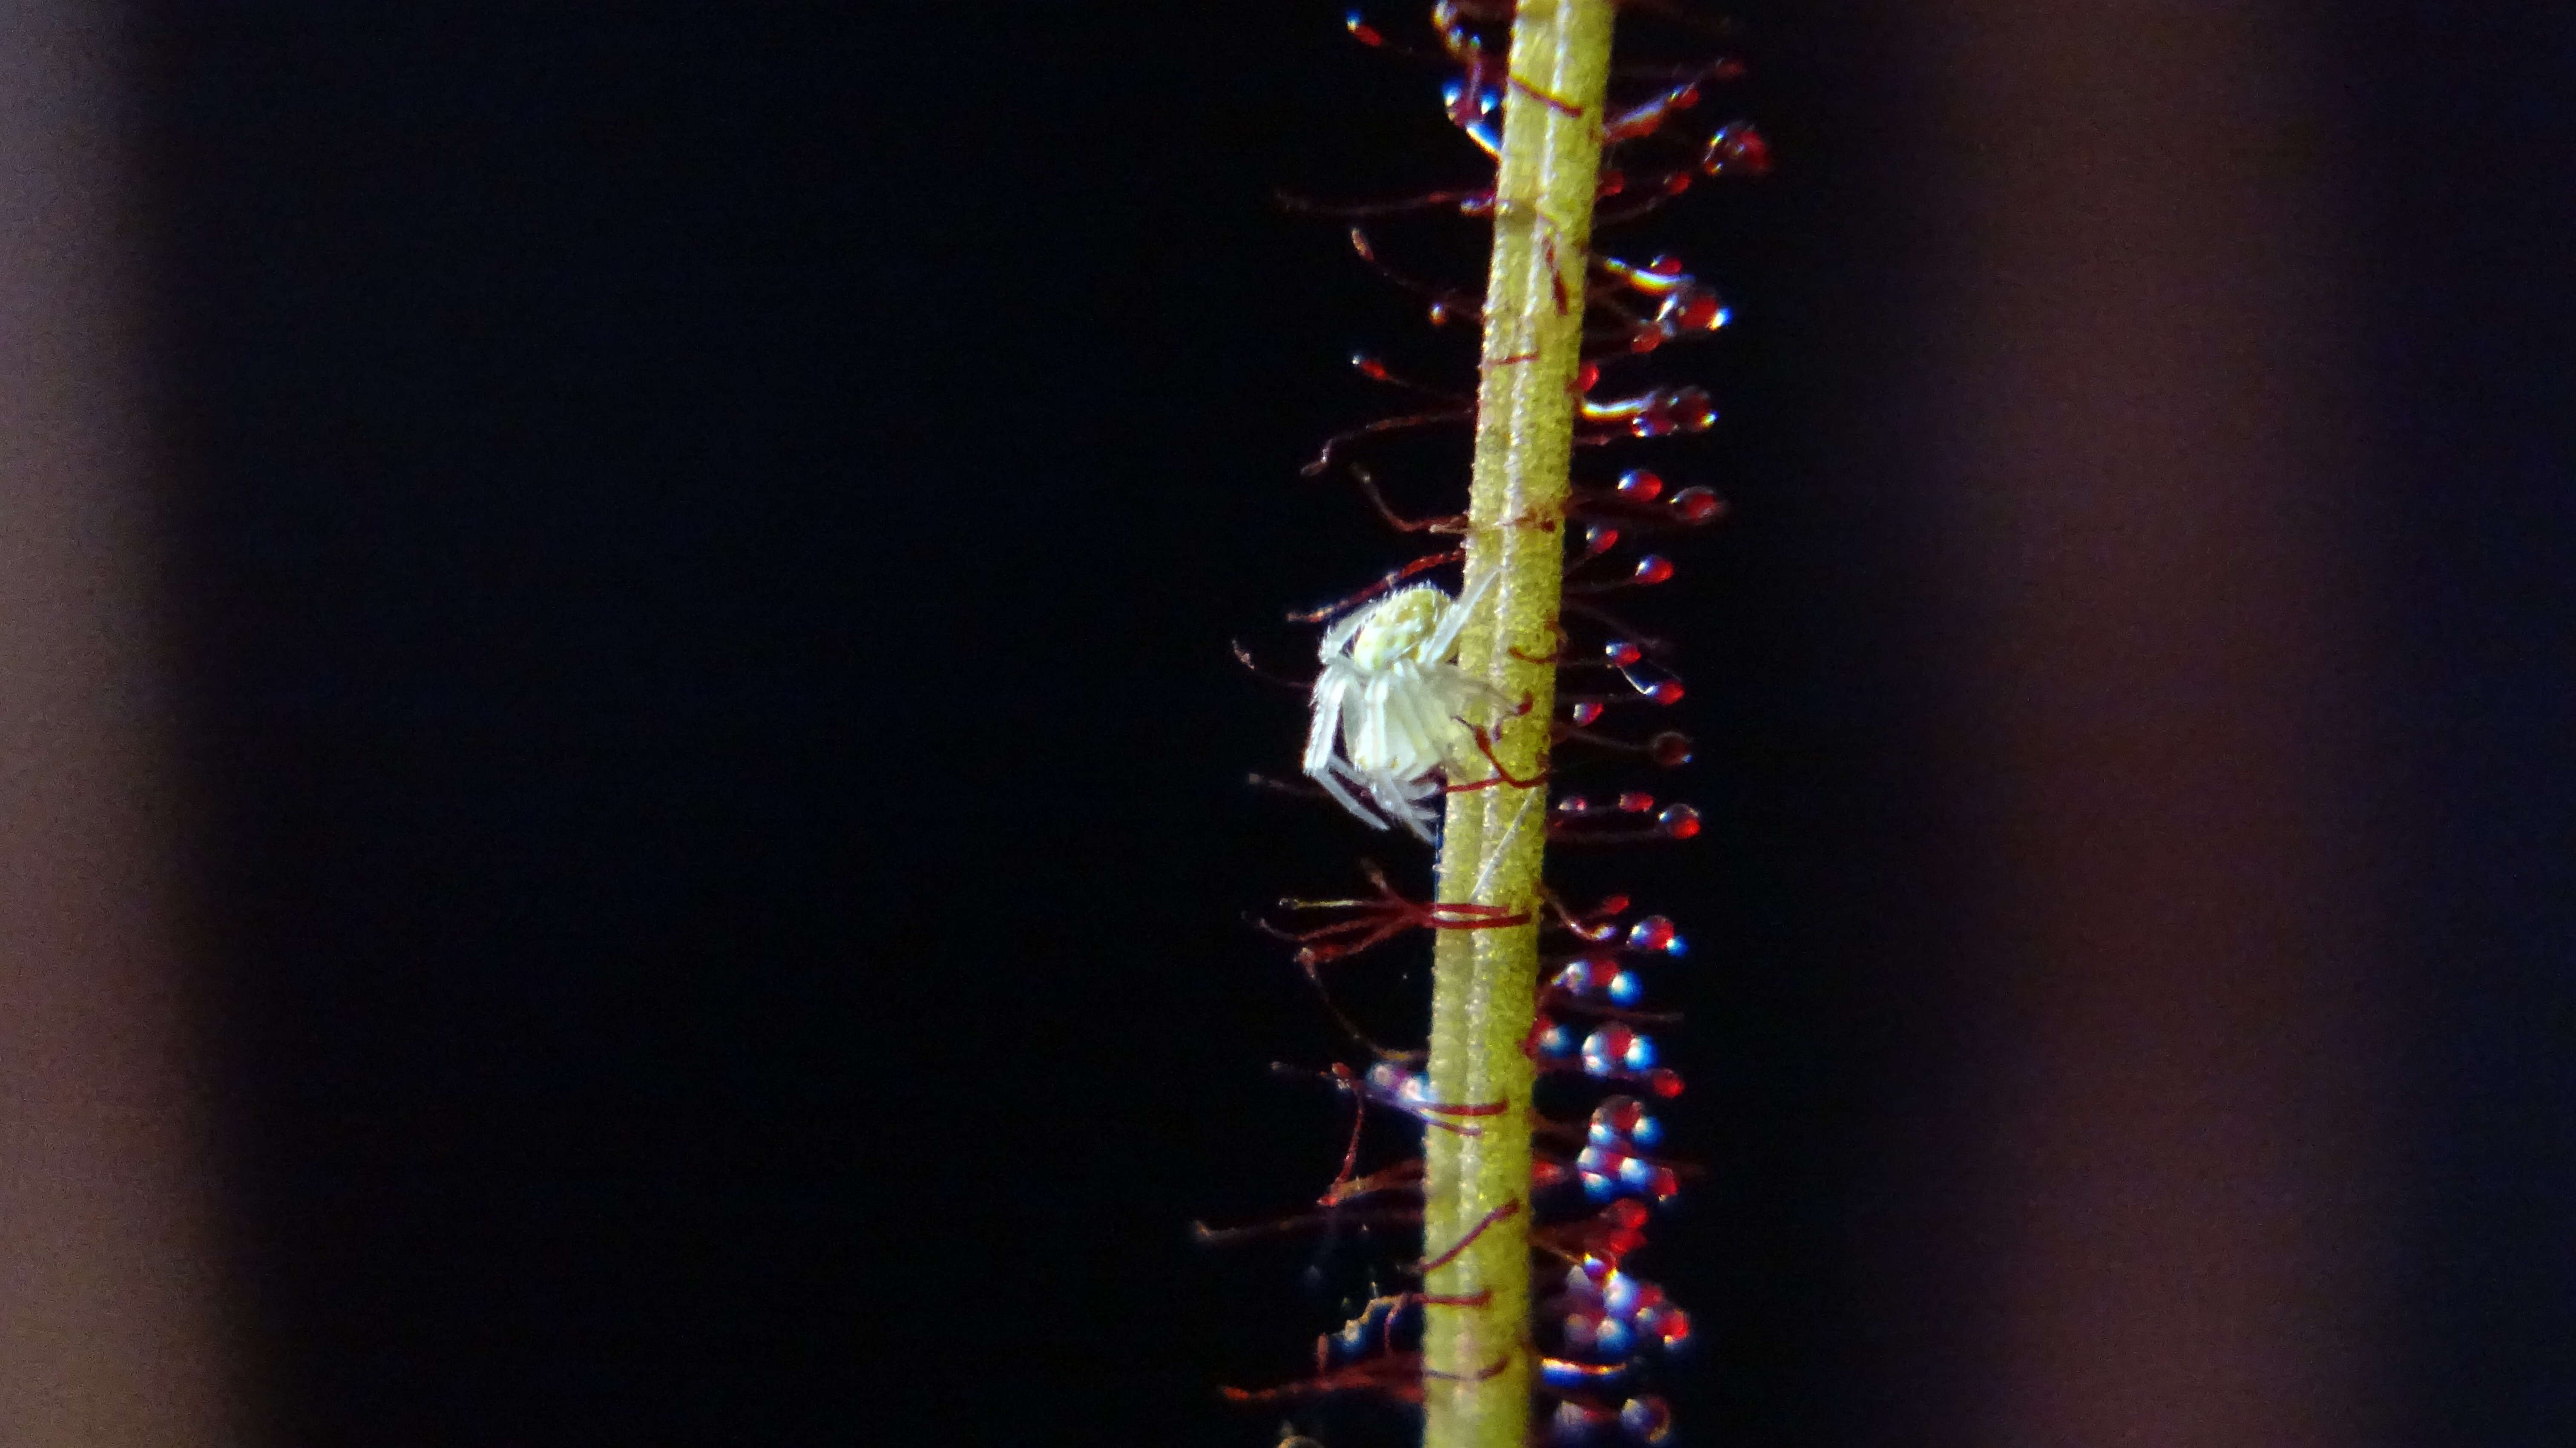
[1304,567,1507,842]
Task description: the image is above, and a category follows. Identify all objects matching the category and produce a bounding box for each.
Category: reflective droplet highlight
[1671,486,1723,523]
[1702,120,1772,177]
[1620,1395,1674,1443]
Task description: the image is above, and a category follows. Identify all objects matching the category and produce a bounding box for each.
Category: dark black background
[137,3,2574,1445]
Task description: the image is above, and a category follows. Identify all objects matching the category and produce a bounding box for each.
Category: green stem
[1421,5,1616,1448]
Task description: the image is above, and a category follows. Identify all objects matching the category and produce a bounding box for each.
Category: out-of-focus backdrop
[3,2,2570,1444]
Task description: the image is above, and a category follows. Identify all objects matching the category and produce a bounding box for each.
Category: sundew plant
[1202,4,1767,1448]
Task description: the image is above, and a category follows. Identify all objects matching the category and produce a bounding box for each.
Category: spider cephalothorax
[1304,567,1506,841]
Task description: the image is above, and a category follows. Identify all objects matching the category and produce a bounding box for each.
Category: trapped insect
[1303,567,1509,842]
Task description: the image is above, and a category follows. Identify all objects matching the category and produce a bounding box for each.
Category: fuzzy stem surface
[1421,4,1616,1448]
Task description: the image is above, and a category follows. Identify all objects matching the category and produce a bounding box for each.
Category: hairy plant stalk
[1420,4,1617,1447]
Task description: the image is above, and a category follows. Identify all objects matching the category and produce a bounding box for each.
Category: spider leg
[1331,758,1412,839]
[1360,686,1446,844]
[1376,772,1439,844]
[1338,676,1434,844]
[1421,562,1504,662]
[1358,767,1437,845]
[1320,766,1393,833]
[1307,673,1393,831]
[1395,784,1444,844]
[1305,670,1350,774]
[1354,672,1394,766]
[1380,675,1435,783]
